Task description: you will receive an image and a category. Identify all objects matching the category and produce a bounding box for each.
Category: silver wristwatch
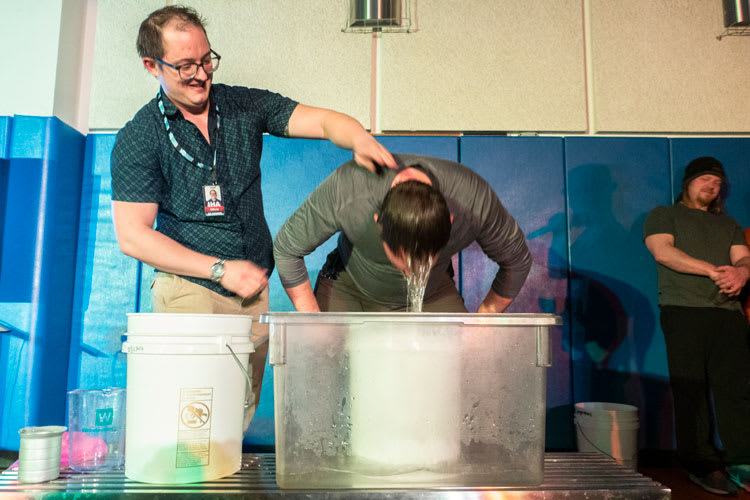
[210,259,226,283]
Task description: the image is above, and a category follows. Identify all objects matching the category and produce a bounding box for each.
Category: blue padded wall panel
[0,117,11,158]
[137,263,154,313]
[670,138,750,227]
[0,158,39,303]
[0,116,84,450]
[7,116,46,159]
[68,133,137,395]
[565,137,673,450]
[459,136,572,449]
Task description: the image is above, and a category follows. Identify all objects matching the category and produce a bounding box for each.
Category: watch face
[211,261,225,282]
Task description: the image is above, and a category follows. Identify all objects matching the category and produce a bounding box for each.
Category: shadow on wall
[520,226,572,450]
[529,163,674,451]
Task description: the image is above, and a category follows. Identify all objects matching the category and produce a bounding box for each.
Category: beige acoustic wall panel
[90,0,371,130]
[591,0,750,133]
[379,0,587,132]
[89,0,166,130]
[191,0,371,127]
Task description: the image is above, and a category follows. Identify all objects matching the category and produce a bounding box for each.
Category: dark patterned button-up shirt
[111,83,298,295]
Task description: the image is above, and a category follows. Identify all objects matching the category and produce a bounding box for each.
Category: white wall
[0,0,95,133]
[88,0,372,132]
[0,1,64,118]
[590,0,750,133]
[3,1,750,134]
[379,0,587,132]
[88,0,166,132]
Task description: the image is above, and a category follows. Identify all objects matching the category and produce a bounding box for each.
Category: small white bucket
[122,313,256,484]
[574,402,639,470]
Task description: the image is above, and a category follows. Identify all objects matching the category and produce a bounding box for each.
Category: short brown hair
[136,6,207,59]
[378,180,451,264]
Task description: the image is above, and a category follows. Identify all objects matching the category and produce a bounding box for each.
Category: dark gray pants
[660,305,750,474]
[314,269,468,312]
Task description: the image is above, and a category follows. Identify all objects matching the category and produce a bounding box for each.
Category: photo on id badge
[203,185,224,216]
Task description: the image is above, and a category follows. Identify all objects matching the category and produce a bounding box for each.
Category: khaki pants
[151,273,269,432]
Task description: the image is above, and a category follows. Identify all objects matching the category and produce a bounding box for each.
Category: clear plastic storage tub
[262,312,561,489]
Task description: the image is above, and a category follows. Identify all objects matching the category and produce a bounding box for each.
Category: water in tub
[347,255,461,481]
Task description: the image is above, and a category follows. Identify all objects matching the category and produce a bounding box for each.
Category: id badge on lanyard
[157,90,226,217]
[203,184,225,216]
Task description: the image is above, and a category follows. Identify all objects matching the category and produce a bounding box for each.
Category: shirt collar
[394,155,441,193]
[676,200,712,214]
[159,87,179,117]
[158,87,217,120]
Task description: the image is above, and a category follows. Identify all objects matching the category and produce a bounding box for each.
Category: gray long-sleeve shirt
[273,154,532,308]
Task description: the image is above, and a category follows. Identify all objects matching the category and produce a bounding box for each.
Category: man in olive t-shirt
[643,156,750,495]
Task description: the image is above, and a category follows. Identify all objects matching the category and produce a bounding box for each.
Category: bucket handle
[226,344,253,410]
[576,420,622,464]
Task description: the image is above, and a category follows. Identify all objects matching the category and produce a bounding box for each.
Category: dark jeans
[660,305,750,474]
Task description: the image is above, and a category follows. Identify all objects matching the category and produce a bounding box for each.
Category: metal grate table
[0,452,670,499]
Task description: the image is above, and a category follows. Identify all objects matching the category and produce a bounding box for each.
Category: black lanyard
[157,90,221,184]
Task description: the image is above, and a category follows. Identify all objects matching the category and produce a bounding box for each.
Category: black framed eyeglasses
[156,49,221,80]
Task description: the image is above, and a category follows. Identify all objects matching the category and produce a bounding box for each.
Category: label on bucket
[176,388,213,468]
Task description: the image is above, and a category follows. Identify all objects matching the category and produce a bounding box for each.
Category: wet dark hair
[378,180,451,263]
[136,6,208,59]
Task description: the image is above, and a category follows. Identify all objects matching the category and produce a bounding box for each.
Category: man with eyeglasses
[110,5,395,426]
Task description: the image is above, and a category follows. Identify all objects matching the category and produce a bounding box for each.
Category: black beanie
[682,157,725,185]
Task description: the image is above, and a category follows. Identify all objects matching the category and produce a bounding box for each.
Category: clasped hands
[709,265,750,297]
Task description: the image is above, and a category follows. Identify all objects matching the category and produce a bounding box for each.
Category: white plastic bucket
[574,402,639,470]
[122,313,255,484]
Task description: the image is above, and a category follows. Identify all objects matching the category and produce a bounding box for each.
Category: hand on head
[352,133,396,173]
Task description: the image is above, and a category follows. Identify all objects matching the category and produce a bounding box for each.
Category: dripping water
[405,255,433,312]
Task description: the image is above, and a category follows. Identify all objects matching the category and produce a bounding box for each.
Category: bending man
[274,154,532,312]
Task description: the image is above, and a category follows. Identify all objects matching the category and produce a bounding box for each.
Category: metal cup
[17,426,66,483]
